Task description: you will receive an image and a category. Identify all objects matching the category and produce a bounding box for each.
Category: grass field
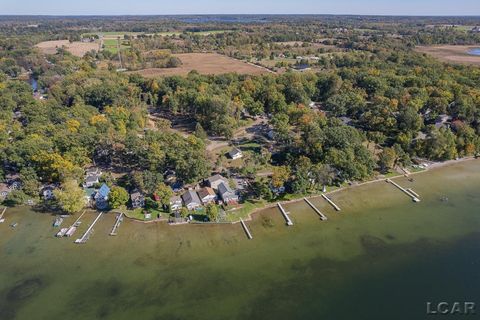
[35,40,100,57]
[130,53,269,77]
[415,45,480,66]
[102,38,131,54]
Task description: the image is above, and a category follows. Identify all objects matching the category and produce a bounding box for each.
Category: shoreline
[130,156,478,226]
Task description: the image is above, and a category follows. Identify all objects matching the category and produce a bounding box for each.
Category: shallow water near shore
[1,160,480,320]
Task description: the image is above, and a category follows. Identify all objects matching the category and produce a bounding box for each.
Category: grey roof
[208,174,227,184]
[170,195,182,204]
[218,182,234,196]
[229,148,242,157]
[182,190,201,205]
[85,175,99,183]
[131,192,144,201]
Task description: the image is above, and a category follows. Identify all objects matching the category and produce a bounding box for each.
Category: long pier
[304,198,327,221]
[407,188,420,198]
[321,194,341,211]
[277,203,293,226]
[386,179,420,202]
[109,213,124,236]
[0,207,6,223]
[240,218,253,239]
[75,212,103,244]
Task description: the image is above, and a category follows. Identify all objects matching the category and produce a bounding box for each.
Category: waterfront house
[181,190,201,211]
[95,184,110,210]
[218,182,239,205]
[41,185,56,200]
[84,188,95,207]
[197,187,217,204]
[0,183,10,200]
[83,167,102,188]
[207,174,228,190]
[130,191,145,209]
[169,195,183,212]
[228,147,243,160]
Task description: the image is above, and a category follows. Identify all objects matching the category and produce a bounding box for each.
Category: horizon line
[1,13,480,17]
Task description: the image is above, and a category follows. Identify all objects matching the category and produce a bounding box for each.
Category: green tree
[108,186,129,209]
[206,203,219,222]
[155,183,173,209]
[54,180,85,214]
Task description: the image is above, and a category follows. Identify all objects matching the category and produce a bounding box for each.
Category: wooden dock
[75,212,103,244]
[407,188,420,198]
[321,194,341,211]
[277,203,293,226]
[109,213,124,236]
[240,218,253,239]
[0,207,6,223]
[386,179,420,202]
[304,198,327,220]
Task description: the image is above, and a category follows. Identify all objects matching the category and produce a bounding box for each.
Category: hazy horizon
[3,0,480,16]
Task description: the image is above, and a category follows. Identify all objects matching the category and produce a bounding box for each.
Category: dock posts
[321,194,341,211]
[386,179,421,202]
[75,212,104,244]
[0,207,6,223]
[240,218,253,240]
[304,198,327,221]
[277,203,294,226]
[110,213,124,236]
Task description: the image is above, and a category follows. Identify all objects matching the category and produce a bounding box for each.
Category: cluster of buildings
[174,174,240,212]
[80,166,240,215]
[0,174,22,201]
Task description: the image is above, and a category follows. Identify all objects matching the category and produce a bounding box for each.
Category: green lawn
[103,39,131,54]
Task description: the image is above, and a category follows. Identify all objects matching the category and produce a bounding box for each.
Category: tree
[206,203,219,222]
[194,123,208,140]
[180,207,189,218]
[108,186,129,209]
[378,147,397,173]
[155,183,173,209]
[54,180,85,214]
[271,166,291,189]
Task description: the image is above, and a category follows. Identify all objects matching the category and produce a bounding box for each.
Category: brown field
[35,40,100,57]
[130,53,270,77]
[415,45,480,66]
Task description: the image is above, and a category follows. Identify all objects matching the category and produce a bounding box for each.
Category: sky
[2,0,480,16]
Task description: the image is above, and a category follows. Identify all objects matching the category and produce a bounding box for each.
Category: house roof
[85,175,99,183]
[97,184,110,198]
[131,192,144,201]
[182,190,201,205]
[208,174,227,184]
[197,187,216,199]
[218,182,234,196]
[170,195,182,204]
[228,148,242,157]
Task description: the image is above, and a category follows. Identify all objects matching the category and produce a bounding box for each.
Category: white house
[228,147,243,160]
[197,187,217,204]
[169,195,183,212]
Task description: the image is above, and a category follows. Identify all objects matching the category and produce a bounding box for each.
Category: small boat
[10,222,18,228]
[56,228,68,237]
[0,218,5,223]
[65,226,77,237]
[53,217,64,228]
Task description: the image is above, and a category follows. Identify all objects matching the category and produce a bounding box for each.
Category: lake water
[1,160,480,320]
[468,48,480,56]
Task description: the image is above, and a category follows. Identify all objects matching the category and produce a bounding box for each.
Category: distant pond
[468,48,480,56]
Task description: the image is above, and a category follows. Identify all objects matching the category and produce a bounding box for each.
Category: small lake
[468,48,480,56]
